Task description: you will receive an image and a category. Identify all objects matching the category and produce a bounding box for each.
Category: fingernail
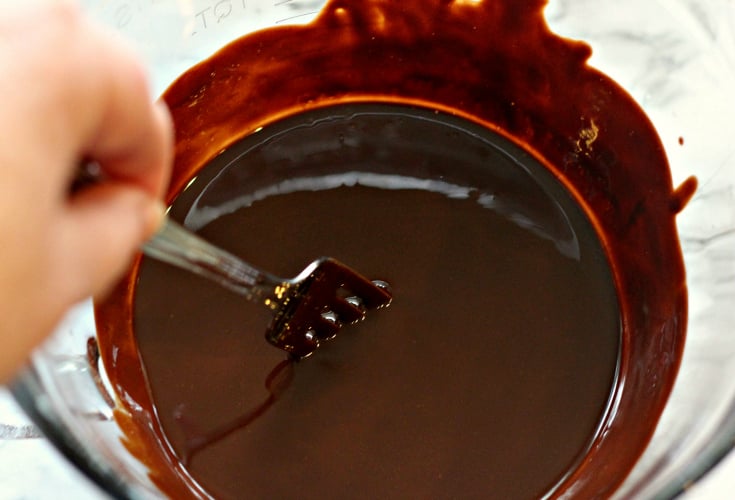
[144,199,167,239]
[154,100,174,137]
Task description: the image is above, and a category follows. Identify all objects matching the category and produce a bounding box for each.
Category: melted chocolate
[94,0,692,498]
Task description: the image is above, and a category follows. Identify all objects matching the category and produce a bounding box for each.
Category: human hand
[0,2,173,381]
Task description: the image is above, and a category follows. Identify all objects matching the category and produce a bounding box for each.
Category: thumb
[57,182,165,302]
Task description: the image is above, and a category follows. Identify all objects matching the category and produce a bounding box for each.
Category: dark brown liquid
[133,105,620,498]
[94,0,692,498]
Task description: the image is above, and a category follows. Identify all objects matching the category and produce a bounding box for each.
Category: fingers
[0,182,165,382]
[2,2,174,200]
[68,16,175,200]
[52,8,174,298]
[45,5,174,298]
[80,66,175,200]
[55,182,166,302]
[14,4,174,299]
[0,3,175,381]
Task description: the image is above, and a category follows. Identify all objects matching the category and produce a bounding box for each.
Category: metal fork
[141,218,392,359]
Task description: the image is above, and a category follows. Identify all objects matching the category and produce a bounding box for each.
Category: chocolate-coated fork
[142,218,392,358]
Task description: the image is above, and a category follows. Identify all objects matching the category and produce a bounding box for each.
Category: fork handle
[142,218,279,302]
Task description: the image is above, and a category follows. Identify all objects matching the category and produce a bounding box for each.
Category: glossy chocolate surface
[137,105,620,497]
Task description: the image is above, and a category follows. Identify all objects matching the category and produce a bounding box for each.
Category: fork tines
[266,258,392,359]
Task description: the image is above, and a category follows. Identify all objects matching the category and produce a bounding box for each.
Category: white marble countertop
[1,388,734,499]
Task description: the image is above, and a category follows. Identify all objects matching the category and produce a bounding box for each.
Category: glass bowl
[9,0,735,498]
